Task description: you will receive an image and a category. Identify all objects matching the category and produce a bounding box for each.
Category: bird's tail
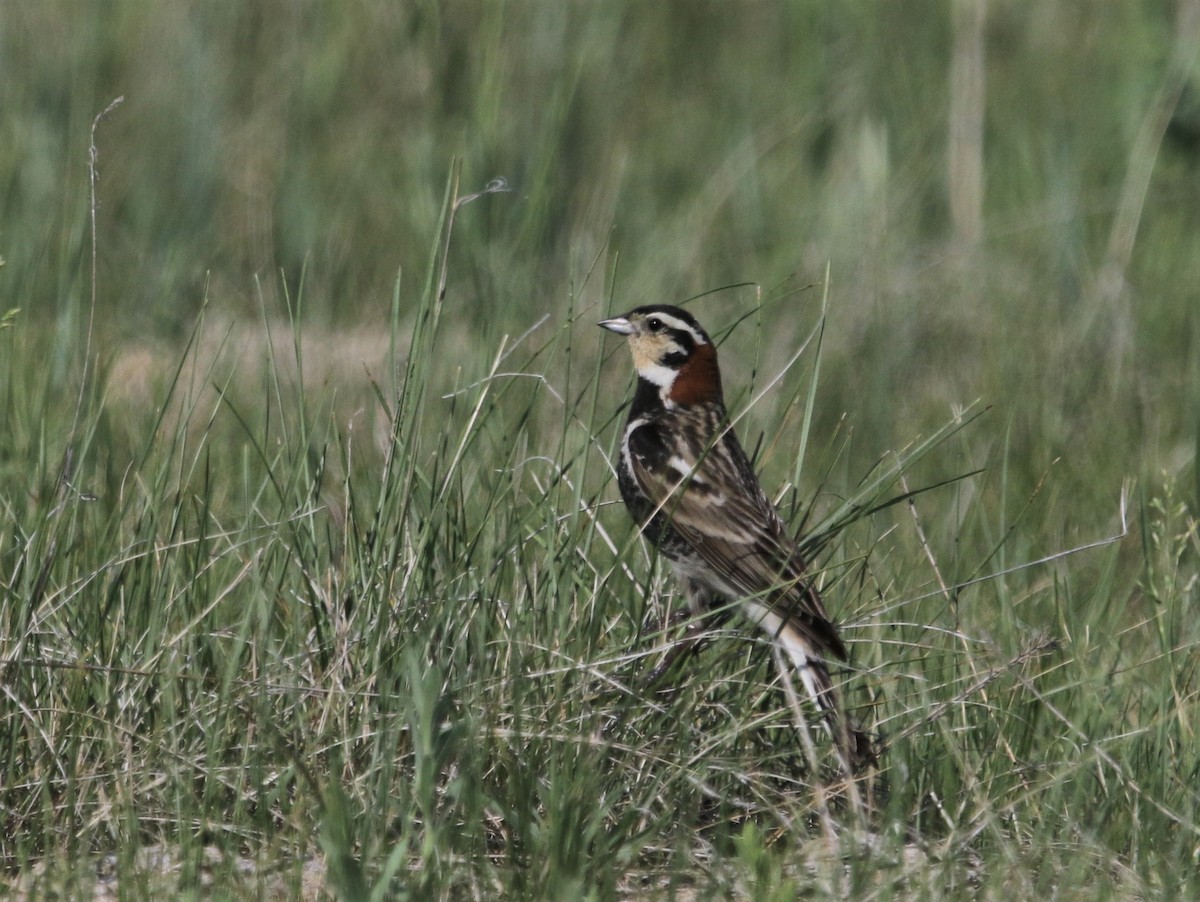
[774,623,876,773]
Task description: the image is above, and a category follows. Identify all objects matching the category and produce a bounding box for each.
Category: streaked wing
[627,416,846,660]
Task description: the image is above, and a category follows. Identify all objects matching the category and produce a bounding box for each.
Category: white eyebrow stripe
[653,313,707,345]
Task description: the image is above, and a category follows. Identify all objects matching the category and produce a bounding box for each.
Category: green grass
[2,3,1199,898]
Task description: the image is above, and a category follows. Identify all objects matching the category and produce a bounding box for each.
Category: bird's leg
[600,610,706,742]
[640,610,708,697]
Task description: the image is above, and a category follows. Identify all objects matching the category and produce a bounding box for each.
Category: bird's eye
[646,317,663,333]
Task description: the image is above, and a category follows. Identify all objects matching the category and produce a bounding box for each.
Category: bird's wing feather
[627,417,846,659]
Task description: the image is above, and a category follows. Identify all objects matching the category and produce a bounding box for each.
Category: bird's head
[599,305,723,407]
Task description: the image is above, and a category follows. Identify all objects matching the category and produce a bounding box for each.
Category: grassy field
[2,2,1199,898]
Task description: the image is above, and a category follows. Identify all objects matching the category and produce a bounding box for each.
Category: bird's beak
[598,316,635,335]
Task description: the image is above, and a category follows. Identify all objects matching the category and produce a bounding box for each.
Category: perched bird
[599,305,872,771]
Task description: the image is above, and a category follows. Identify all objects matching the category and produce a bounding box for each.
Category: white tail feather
[741,600,832,712]
[741,598,876,775]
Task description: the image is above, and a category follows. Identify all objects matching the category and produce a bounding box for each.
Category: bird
[599,304,872,772]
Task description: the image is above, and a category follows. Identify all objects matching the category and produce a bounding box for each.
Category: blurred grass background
[4,1,1198,517]
[2,1,1199,897]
